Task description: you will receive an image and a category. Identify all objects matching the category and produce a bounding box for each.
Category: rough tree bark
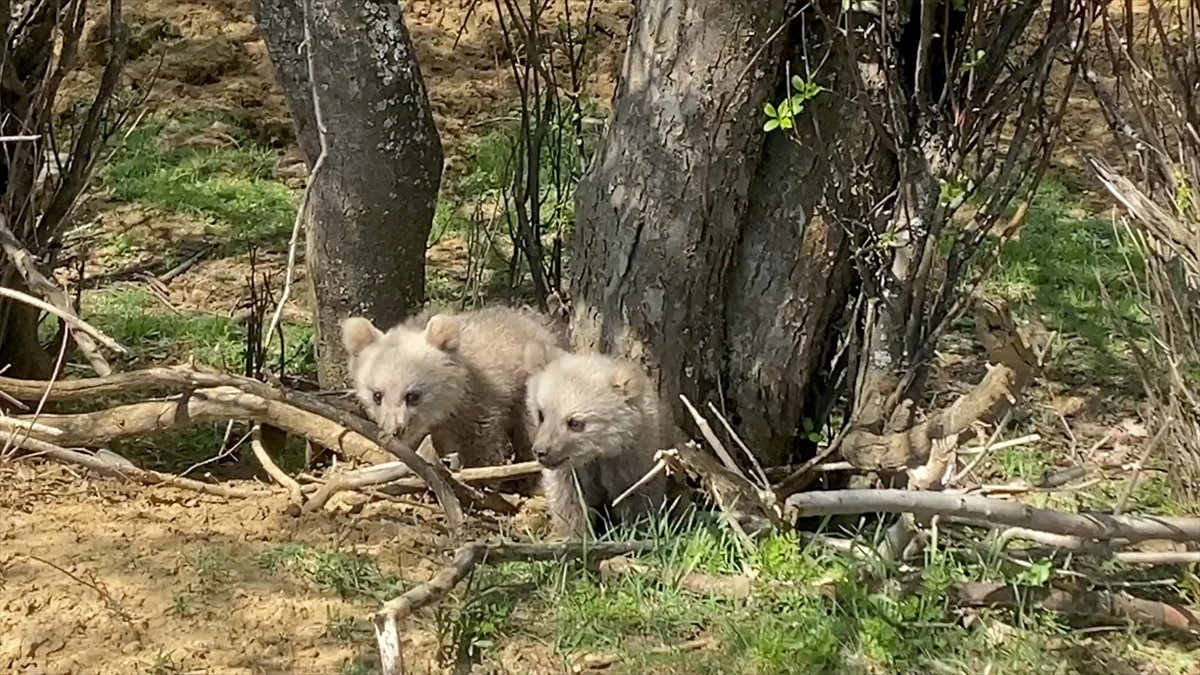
[569,1,882,465]
[255,0,443,388]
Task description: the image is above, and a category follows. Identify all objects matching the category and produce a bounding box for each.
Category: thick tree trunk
[569,2,879,466]
[255,0,443,388]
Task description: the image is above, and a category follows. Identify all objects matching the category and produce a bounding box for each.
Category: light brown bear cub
[523,343,668,539]
[341,305,564,469]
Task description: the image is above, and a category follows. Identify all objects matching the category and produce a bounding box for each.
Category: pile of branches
[1081,0,1200,501]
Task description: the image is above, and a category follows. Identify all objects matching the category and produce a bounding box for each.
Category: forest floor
[3,0,1198,674]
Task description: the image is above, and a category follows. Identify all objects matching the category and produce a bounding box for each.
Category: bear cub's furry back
[341,305,564,468]
[523,343,669,539]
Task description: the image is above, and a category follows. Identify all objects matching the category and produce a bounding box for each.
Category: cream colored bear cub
[523,343,668,539]
[341,305,563,468]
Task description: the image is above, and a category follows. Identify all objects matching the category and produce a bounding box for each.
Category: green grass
[427,519,1193,675]
[985,180,1146,386]
[259,543,402,601]
[98,114,297,253]
[82,285,314,374]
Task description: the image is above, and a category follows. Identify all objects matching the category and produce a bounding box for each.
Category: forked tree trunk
[255,0,443,388]
[568,1,884,466]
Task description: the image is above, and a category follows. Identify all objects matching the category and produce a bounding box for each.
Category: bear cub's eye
[371,391,383,406]
[405,391,422,406]
[566,417,585,432]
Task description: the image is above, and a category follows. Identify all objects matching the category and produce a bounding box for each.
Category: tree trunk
[255,0,443,388]
[568,1,881,466]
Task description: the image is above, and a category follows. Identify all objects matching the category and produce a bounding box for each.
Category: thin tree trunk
[255,0,444,388]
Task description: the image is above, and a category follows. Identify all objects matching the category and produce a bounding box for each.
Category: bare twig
[680,394,746,480]
[948,412,1023,486]
[250,423,303,506]
[0,415,63,437]
[11,433,262,498]
[707,401,770,488]
[0,286,127,356]
[303,460,543,497]
[0,203,118,378]
[263,0,329,357]
[611,458,667,508]
[25,554,139,629]
[1,321,71,461]
[1115,422,1170,515]
[373,541,652,675]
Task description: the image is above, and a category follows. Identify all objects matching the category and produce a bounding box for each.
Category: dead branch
[784,489,1200,544]
[263,0,329,358]
[302,461,418,512]
[572,637,717,671]
[841,297,1048,473]
[0,214,123,375]
[952,582,1200,635]
[0,415,63,437]
[660,442,787,541]
[679,394,747,480]
[0,366,471,526]
[373,461,541,495]
[0,285,127,357]
[373,541,652,675]
[250,423,303,506]
[18,386,389,461]
[10,433,262,498]
[1111,552,1200,566]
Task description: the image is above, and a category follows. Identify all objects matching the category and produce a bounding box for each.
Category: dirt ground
[6,1,628,673]
[0,460,547,674]
[0,0,1176,673]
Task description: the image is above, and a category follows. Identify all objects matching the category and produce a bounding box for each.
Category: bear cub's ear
[424,314,462,353]
[523,341,566,373]
[341,317,383,357]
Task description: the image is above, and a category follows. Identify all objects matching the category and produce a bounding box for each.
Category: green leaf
[764,101,778,117]
[764,118,780,132]
[780,117,794,130]
[791,74,806,91]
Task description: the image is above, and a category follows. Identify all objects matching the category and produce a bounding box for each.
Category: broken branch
[373,541,652,675]
[11,433,262,498]
[0,366,470,527]
[0,214,125,375]
[0,286,127,357]
[250,423,303,506]
[785,489,1200,544]
[952,582,1200,635]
